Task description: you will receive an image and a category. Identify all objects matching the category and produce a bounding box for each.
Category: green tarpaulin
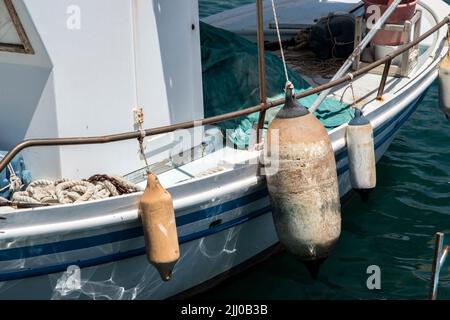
[200,22,354,148]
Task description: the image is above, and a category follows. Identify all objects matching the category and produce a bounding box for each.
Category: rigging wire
[270,0,290,86]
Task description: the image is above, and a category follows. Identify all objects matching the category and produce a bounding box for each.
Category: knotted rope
[0,164,23,195]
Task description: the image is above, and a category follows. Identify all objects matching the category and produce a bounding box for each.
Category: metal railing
[0,12,448,174]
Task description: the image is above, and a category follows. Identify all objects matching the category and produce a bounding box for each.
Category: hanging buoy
[346,108,376,202]
[439,52,450,120]
[265,83,341,268]
[139,173,180,281]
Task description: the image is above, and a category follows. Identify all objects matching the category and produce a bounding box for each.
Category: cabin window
[0,0,33,54]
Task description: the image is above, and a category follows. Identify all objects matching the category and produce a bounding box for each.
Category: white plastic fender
[346,109,376,202]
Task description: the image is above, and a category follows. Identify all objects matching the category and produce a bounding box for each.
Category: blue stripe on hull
[0,188,269,262]
[0,91,428,282]
[0,206,272,282]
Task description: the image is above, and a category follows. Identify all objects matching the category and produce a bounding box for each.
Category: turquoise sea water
[198,0,450,300]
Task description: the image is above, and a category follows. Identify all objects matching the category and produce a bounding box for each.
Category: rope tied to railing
[270,0,289,85]
[0,163,23,195]
[134,108,151,174]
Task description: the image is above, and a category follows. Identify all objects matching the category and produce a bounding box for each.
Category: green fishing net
[201,22,354,149]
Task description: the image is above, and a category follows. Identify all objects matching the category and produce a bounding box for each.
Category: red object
[364,0,417,46]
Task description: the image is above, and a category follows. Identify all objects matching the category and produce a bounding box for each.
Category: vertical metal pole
[256,0,267,143]
[430,232,444,300]
[376,59,392,101]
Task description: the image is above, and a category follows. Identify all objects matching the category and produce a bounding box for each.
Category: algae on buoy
[264,83,342,264]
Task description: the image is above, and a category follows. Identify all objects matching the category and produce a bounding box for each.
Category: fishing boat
[0,0,449,299]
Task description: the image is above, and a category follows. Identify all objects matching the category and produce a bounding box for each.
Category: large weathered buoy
[139,173,180,281]
[265,83,341,269]
[439,52,450,120]
[346,108,376,202]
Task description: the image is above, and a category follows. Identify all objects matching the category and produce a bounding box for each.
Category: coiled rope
[11,175,140,205]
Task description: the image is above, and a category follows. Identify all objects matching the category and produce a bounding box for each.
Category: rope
[270,0,289,84]
[11,175,140,206]
[280,49,344,81]
[135,108,151,174]
[0,163,23,194]
[340,73,357,107]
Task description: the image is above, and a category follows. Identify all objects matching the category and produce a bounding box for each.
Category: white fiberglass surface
[139,147,259,190]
